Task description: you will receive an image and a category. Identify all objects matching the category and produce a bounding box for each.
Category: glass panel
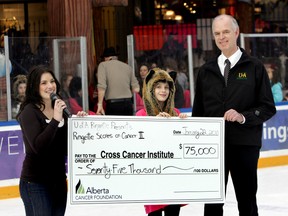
[241,33,288,103]
[4,36,88,121]
[131,27,288,110]
[53,38,89,115]
[0,60,9,120]
[0,36,11,121]
[132,32,193,111]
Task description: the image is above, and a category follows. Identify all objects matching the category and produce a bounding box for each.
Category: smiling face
[154,81,170,104]
[212,15,239,57]
[39,72,57,100]
[142,68,176,116]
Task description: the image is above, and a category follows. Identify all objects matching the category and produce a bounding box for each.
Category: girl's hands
[156,112,188,118]
[179,113,188,119]
[76,111,88,117]
[157,112,171,117]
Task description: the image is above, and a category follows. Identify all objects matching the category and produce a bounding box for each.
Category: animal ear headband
[144,68,177,85]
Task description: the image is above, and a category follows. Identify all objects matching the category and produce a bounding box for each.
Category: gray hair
[212,14,239,31]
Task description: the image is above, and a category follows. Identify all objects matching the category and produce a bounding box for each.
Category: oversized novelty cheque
[68,116,225,205]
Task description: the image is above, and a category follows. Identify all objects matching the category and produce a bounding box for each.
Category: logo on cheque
[74,179,123,201]
[76,179,85,194]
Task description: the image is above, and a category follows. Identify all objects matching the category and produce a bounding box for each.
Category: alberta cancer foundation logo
[76,179,85,194]
[74,179,123,201]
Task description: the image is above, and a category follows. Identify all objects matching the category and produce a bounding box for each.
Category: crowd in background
[8,47,288,120]
[1,28,287,120]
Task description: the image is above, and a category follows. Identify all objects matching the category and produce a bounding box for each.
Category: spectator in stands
[69,76,95,115]
[96,47,139,115]
[36,31,50,66]
[283,92,288,101]
[151,62,158,69]
[59,74,73,111]
[177,60,189,91]
[12,74,27,118]
[164,58,185,108]
[177,61,192,108]
[137,64,149,96]
[278,50,288,88]
[136,63,150,111]
[265,63,283,103]
[134,6,142,25]
[88,67,105,113]
[59,74,73,100]
[161,34,184,63]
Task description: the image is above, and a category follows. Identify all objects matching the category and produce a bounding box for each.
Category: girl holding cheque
[136,68,187,216]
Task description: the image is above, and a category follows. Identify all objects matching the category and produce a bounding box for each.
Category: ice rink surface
[1,165,287,216]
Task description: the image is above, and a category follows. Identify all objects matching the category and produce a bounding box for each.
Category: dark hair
[69,76,82,98]
[69,76,83,106]
[61,73,73,84]
[139,63,149,70]
[16,65,60,120]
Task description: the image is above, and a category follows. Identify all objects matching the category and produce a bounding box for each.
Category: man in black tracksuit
[192,15,276,216]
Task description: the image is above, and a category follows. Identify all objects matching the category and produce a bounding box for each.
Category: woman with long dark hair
[17,65,87,216]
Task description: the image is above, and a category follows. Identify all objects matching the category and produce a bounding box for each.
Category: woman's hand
[53,99,66,121]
